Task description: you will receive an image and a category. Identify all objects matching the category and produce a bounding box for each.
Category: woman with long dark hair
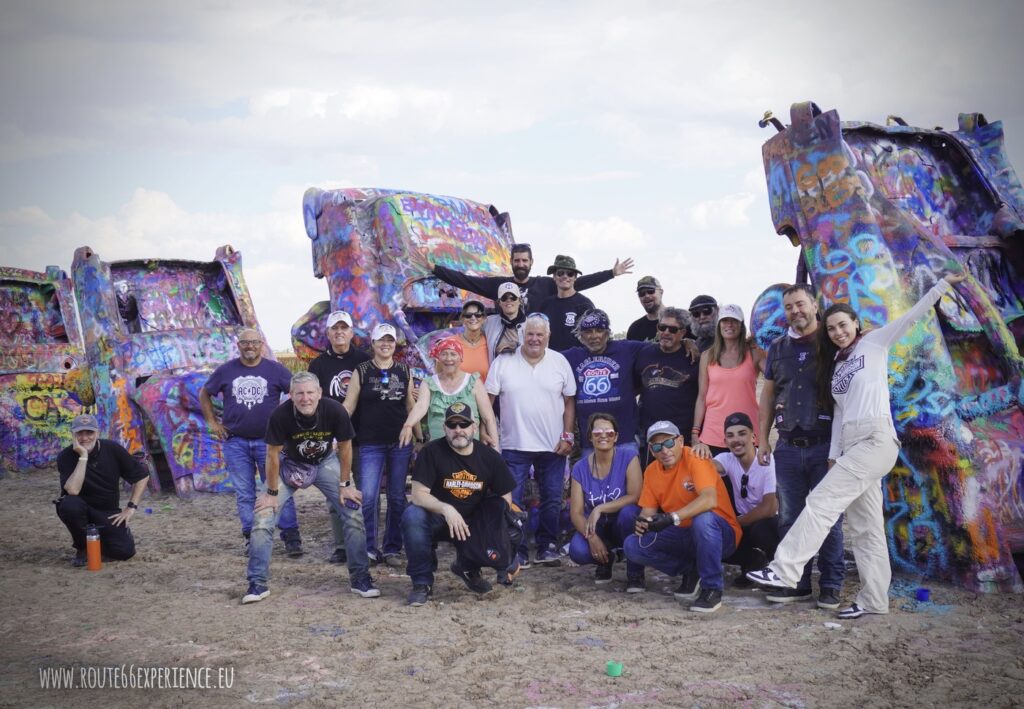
[748,272,965,618]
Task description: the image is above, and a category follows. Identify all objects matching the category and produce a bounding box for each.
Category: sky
[2,0,1023,350]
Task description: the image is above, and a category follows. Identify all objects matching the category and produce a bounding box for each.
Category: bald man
[201,328,304,557]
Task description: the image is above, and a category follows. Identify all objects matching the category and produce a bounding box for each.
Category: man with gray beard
[688,295,719,353]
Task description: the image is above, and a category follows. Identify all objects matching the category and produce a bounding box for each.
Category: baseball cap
[717,304,744,323]
[689,295,718,311]
[371,323,397,341]
[326,310,353,328]
[636,276,662,291]
[444,402,474,424]
[71,414,100,433]
[646,420,681,442]
[461,299,486,314]
[497,282,520,299]
[724,412,754,432]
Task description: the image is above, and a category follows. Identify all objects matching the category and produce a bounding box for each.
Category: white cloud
[687,192,757,231]
[558,216,649,251]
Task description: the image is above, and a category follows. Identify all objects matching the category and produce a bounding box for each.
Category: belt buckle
[791,436,811,448]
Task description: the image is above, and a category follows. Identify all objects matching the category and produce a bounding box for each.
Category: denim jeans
[358,442,413,555]
[401,504,455,587]
[568,503,643,577]
[502,449,566,555]
[773,439,845,591]
[327,445,360,550]
[247,455,370,587]
[623,510,737,590]
[223,436,298,537]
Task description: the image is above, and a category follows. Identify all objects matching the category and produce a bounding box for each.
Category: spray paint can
[85,524,102,571]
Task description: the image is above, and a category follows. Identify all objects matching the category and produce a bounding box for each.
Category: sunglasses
[649,437,677,453]
[656,324,681,334]
[462,311,484,319]
[445,420,473,430]
[637,288,657,296]
[499,294,519,302]
[591,428,617,437]
[554,270,577,278]
[238,339,261,346]
[740,473,749,499]
[690,306,715,317]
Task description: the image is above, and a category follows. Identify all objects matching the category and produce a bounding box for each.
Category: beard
[448,432,473,450]
[512,266,530,281]
[696,321,716,339]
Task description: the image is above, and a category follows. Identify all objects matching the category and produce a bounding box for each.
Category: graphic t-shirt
[412,437,516,519]
[204,358,292,438]
[308,346,371,403]
[570,447,636,515]
[57,440,149,510]
[635,344,699,437]
[564,340,645,440]
[537,292,596,352]
[265,399,355,464]
[353,360,411,445]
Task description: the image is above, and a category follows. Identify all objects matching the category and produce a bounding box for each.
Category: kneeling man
[55,414,149,566]
[624,421,742,613]
[402,403,517,606]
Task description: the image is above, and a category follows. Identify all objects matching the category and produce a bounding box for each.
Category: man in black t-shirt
[242,371,378,604]
[55,414,150,566]
[401,403,517,606]
[536,255,596,352]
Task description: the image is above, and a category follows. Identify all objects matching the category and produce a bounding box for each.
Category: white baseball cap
[326,310,353,328]
[717,304,744,323]
[497,282,520,299]
[371,323,397,341]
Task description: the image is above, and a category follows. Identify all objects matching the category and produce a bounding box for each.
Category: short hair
[238,327,261,341]
[782,283,816,300]
[658,307,692,330]
[524,312,550,334]
[510,243,533,258]
[586,412,620,438]
[290,371,321,390]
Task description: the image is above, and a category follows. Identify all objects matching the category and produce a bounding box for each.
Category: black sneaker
[766,587,813,603]
[71,550,88,568]
[327,548,346,564]
[817,588,841,610]
[690,588,723,613]
[625,574,646,593]
[732,574,754,589]
[283,530,304,558]
[535,544,561,566]
[407,584,432,607]
[350,576,381,598]
[673,573,701,601]
[594,562,613,585]
[241,583,270,604]
[451,560,493,594]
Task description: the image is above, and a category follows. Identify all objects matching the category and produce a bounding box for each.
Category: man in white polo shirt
[486,313,576,568]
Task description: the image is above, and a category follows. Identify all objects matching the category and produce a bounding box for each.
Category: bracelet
[266,488,279,496]
[79,456,89,461]
[560,432,575,444]
[126,501,139,510]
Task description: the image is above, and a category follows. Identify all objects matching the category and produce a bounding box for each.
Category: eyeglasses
[238,339,261,346]
[445,420,473,430]
[649,437,677,453]
[554,270,577,278]
[499,294,519,302]
[740,473,749,499]
[637,288,656,296]
[462,311,484,319]
[656,324,681,334]
[690,306,715,318]
[591,429,617,438]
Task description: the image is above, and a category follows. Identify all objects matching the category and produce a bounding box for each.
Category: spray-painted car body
[71,245,269,496]
[759,102,1024,591]
[0,266,92,474]
[293,187,514,365]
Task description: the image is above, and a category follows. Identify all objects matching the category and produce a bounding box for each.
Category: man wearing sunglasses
[201,329,304,558]
[710,412,779,587]
[623,421,741,612]
[429,242,633,314]
[627,276,664,343]
[402,403,517,606]
[688,295,719,353]
[537,255,596,352]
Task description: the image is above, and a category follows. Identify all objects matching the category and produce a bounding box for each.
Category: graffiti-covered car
[0,265,92,474]
[758,102,1024,592]
[71,245,271,496]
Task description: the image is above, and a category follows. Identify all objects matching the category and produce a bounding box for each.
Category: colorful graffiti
[71,245,269,496]
[0,266,92,474]
[759,102,1024,592]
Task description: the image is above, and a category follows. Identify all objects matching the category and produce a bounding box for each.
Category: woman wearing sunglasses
[399,337,498,448]
[567,413,643,587]
[455,300,491,382]
[483,282,526,359]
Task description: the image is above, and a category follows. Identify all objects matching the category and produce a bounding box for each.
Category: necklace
[293,403,321,431]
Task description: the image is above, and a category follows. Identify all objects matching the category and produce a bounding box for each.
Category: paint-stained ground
[2,470,1022,708]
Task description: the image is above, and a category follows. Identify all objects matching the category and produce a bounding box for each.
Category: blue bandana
[579,310,610,330]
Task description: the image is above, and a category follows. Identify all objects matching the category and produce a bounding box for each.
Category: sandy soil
[2,470,1023,708]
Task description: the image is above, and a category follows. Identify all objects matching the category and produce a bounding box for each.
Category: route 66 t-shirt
[564,340,645,442]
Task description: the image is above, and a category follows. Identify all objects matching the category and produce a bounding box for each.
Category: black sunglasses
[656,324,681,334]
[637,288,656,296]
[690,306,715,317]
[462,311,484,319]
[445,420,473,430]
[554,269,577,278]
[649,437,677,453]
[740,473,749,499]
[499,294,519,302]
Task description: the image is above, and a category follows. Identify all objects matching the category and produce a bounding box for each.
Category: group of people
[52,241,966,618]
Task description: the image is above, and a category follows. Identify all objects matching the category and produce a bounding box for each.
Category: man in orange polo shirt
[623,420,741,613]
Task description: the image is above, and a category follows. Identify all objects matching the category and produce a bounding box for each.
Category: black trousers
[55,495,136,560]
[725,517,780,572]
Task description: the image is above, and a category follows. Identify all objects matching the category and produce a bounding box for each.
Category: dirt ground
[2,470,1023,709]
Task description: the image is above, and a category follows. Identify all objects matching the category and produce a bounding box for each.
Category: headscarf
[429,337,464,361]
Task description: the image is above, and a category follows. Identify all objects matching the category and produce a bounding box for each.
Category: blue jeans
[624,510,737,590]
[568,504,643,577]
[247,455,369,586]
[773,440,845,591]
[502,449,566,555]
[223,436,298,537]
[359,442,413,555]
[401,504,459,587]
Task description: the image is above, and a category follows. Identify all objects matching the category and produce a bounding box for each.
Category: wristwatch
[126,501,139,510]
[266,488,279,496]
[340,479,353,488]
[670,512,681,526]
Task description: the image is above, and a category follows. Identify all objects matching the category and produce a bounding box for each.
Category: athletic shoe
[450,561,493,594]
[327,548,347,565]
[367,549,382,566]
[283,531,304,558]
[516,552,531,570]
[383,553,404,568]
[407,584,432,607]
[746,566,788,589]
[836,603,877,619]
[594,562,613,585]
[732,574,754,589]
[241,583,270,604]
[817,589,841,610]
[690,588,723,613]
[766,588,814,603]
[535,545,561,567]
[673,574,701,601]
[350,577,381,598]
[625,574,646,593]
[71,550,88,568]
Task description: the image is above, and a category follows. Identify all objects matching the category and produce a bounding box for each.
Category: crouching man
[55,414,149,566]
[624,421,742,613]
[243,372,378,604]
[402,403,518,606]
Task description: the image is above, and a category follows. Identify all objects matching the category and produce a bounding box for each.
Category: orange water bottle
[85,524,102,571]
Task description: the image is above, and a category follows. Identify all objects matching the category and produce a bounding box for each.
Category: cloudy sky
[3,0,1023,350]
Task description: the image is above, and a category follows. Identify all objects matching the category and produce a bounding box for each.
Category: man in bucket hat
[537,255,596,352]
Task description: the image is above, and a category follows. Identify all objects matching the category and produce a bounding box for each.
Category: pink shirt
[700,351,759,448]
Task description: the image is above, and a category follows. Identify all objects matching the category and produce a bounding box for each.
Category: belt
[779,433,828,448]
